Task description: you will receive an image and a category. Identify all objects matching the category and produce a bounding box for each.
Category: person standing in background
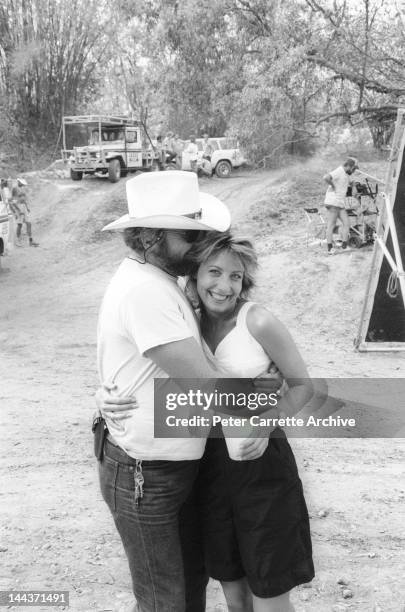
[201,133,213,162]
[186,136,199,173]
[323,157,358,255]
[173,134,184,169]
[11,178,39,247]
[163,131,176,165]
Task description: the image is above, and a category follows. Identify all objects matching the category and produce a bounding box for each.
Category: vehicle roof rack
[62,115,141,127]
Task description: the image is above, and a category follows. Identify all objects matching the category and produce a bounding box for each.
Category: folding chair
[304,207,326,247]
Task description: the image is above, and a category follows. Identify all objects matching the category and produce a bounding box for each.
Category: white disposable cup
[222,422,255,461]
[224,435,251,460]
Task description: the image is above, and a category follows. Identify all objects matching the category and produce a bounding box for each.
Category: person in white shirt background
[186,135,199,173]
[323,157,359,255]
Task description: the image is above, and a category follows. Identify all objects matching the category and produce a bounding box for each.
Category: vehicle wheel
[215,160,232,178]
[108,159,121,183]
[348,235,362,248]
[70,169,83,181]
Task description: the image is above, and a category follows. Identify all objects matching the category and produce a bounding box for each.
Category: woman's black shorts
[195,428,315,598]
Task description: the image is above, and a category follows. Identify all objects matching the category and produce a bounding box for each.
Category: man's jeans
[98,438,208,612]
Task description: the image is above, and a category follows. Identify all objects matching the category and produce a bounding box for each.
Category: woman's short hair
[191,231,258,297]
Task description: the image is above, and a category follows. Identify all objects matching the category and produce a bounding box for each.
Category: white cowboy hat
[17,177,28,186]
[102,171,231,232]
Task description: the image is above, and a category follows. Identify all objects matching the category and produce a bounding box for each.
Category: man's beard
[156,236,195,277]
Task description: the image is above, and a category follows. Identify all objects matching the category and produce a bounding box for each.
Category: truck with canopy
[62,115,158,182]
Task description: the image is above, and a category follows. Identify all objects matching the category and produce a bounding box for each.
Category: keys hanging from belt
[134,459,144,506]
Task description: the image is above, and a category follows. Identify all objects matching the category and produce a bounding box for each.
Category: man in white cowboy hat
[97,171,235,612]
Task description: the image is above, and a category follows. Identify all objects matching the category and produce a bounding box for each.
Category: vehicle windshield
[89,127,125,145]
[196,138,219,151]
[64,123,127,149]
[89,130,100,145]
[218,137,238,149]
[100,129,125,142]
[196,137,238,150]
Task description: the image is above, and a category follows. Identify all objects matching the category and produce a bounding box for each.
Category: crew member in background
[1,179,15,251]
[11,178,39,247]
[200,134,213,177]
[201,133,213,162]
[163,131,176,165]
[186,135,199,173]
[173,134,184,169]
[155,135,165,169]
[323,157,359,255]
[0,181,8,218]
[0,178,11,206]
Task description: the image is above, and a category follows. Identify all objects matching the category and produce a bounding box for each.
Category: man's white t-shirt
[97,258,206,460]
[324,166,350,208]
[186,142,199,161]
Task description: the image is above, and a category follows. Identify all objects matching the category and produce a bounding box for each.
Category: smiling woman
[192,232,257,296]
[189,233,258,351]
[197,250,244,312]
[187,230,314,612]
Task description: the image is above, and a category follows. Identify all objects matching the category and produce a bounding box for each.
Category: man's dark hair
[123,227,164,253]
[123,228,144,253]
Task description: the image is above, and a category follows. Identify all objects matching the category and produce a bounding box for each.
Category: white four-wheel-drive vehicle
[180,137,246,177]
[62,115,158,182]
[198,137,246,177]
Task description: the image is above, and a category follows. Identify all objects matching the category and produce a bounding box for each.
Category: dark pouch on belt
[92,415,107,461]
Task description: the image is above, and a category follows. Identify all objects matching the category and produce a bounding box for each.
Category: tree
[303,0,405,146]
[3,0,404,166]
[0,0,112,160]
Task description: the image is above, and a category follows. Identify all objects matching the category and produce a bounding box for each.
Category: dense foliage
[1,0,405,166]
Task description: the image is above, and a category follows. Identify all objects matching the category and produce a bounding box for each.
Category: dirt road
[0,165,404,611]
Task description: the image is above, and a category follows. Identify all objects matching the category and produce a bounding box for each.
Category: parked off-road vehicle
[180,137,246,178]
[197,137,246,177]
[62,115,159,183]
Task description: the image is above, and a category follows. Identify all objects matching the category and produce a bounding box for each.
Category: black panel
[366,159,405,342]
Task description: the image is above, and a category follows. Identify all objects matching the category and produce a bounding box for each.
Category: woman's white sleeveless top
[203,301,271,377]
